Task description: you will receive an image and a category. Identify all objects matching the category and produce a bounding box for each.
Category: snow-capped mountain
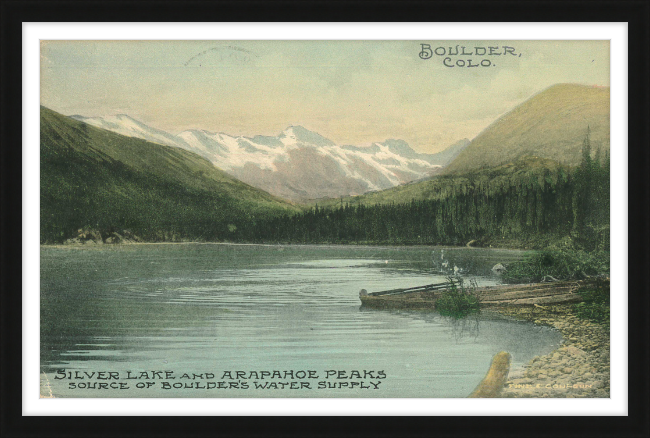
[71,114,182,148]
[70,114,469,201]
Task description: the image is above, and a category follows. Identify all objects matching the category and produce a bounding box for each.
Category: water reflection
[358,306,481,342]
[40,244,560,398]
[443,314,481,342]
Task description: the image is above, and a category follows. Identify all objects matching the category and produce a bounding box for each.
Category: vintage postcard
[40,40,610,399]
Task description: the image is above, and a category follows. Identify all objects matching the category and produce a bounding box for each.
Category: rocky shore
[61,227,144,245]
[495,304,610,398]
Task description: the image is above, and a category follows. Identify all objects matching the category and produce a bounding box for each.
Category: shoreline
[494,304,610,398]
[40,241,528,252]
[41,230,572,251]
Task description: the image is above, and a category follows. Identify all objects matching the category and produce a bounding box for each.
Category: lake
[40,243,563,398]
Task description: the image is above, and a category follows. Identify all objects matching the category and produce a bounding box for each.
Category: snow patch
[71,113,460,200]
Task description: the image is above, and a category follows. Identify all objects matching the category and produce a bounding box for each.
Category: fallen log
[362,281,454,297]
[468,351,511,398]
[359,279,597,309]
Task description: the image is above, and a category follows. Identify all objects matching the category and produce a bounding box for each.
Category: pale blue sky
[41,40,609,153]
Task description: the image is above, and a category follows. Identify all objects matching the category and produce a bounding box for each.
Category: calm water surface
[40,244,563,398]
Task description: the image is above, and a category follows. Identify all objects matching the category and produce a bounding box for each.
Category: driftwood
[468,352,511,398]
[359,279,598,309]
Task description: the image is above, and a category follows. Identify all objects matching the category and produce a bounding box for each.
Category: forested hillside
[238,138,609,250]
[41,107,299,243]
[41,105,609,251]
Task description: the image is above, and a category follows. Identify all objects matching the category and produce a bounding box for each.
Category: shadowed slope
[41,106,298,243]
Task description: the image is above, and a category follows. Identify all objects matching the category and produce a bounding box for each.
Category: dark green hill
[40,106,299,243]
[443,84,609,175]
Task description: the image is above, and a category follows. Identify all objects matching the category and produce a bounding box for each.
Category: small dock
[359,279,592,309]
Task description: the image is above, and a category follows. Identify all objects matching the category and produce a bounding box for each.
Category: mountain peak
[544,83,609,93]
[443,82,609,174]
[280,125,335,147]
[380,139,419,159]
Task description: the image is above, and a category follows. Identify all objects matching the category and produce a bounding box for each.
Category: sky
[41,40,609,153]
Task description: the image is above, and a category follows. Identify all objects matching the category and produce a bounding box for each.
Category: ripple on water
[40,244,558,398]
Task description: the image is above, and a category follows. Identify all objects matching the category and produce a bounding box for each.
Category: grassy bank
[501,249,609,283]
[436,278,480,318]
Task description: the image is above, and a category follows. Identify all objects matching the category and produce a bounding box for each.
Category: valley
[42,83,610,252]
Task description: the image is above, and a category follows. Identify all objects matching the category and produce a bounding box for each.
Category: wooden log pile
[359,279,598,309]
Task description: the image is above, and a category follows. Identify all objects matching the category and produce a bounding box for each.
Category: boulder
[73,227,104,244]
[565,346,587,357]
[102,230,144,244]
[121,230,143,243]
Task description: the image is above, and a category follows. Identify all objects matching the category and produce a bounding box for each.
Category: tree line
[234,134,609,250]
[42,128,609,250]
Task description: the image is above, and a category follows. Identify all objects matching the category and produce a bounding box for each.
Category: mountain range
[443,83,610,175]
[42,82,610,244]
[71,114,470,201]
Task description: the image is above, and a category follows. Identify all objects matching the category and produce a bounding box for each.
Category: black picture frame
[2,1,649,437]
